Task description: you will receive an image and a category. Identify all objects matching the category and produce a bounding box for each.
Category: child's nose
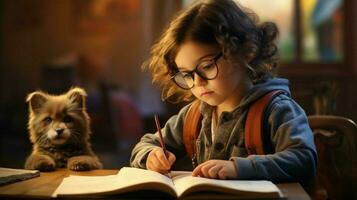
[193,73,207,86]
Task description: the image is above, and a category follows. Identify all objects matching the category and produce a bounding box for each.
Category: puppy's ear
[26,91,48,113]
[67,87,87,109]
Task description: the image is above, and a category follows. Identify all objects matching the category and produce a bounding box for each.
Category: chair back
[308,115,357,200]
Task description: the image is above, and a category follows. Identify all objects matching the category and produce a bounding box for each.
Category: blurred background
[0,0,356,169]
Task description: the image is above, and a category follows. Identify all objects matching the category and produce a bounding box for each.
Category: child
[130,0,317,183]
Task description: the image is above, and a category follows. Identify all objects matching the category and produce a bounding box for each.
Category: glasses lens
[172,53,221,89]
[173,73,194,89]
[196,61,218,80]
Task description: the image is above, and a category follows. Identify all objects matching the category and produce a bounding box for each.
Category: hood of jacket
[239,76,290,108]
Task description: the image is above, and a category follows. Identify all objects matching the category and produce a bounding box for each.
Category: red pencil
[154,115,172,177]
[154,115,168,157]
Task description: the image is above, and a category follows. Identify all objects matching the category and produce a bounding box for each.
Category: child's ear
[67,87,87,109]
[26,91,48,113]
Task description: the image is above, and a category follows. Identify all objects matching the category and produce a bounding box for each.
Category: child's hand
[146,147,176,174]
[192,160,238,179]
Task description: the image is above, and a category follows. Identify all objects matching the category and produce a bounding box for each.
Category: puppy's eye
[63,116,73,123]
[43,117,52,125]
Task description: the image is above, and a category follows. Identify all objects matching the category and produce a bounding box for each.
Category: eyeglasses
[171,52,222,90]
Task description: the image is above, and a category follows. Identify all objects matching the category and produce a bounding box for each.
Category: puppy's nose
[55,128,64,135]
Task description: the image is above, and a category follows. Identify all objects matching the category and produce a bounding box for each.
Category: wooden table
[0,168,310,199]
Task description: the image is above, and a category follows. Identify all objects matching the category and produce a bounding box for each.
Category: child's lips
[200,91,214,96]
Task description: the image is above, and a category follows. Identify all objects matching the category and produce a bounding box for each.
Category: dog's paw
[25,154,55,171]
[35,161,56,171]
[68,156,102,171]
[69,162,90,171]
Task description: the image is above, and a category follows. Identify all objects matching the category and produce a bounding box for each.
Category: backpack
[183,90,285,167]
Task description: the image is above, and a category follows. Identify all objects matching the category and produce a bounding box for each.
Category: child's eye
[182,72,193,79]
[199,62,215,71]
[63,116,73,123]
[43,117,52,125]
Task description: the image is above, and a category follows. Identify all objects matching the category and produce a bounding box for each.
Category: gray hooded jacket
[130,77,317,183]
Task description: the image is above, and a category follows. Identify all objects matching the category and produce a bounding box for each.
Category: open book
[53,167,283,199]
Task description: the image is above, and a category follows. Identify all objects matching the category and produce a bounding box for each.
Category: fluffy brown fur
[25,87,102,171]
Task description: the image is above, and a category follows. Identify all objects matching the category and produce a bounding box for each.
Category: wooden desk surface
[0,168,310,200]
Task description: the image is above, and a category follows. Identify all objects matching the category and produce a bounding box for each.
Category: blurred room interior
[0,0,356,170]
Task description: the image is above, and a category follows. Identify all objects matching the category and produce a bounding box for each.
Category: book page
[0,167,40,186]
[0,168,39,177]
[53,167,176,197]
[171,172,281,198]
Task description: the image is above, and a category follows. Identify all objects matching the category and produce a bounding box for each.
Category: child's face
[174,41,251,109]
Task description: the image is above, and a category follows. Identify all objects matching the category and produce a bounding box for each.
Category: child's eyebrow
[177,53,218,71]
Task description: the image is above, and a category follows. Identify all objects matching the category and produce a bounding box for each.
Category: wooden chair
[308,115,357,200]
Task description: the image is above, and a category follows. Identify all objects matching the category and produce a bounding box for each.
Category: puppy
[25,87,103,171]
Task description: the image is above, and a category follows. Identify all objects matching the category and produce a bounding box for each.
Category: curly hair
[144,0,279,103]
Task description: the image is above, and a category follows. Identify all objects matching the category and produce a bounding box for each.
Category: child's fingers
[192,164,202,177]
[166,151,176,165]
[193,160,238,179]
[192,161,215,177]
[146,157,158,171]
[217,161,238,179]
[207,165,223,179]
[197,162,213,177]
[146,148,176,175]
[147,159,169,174]
[216,167,229,180]
[146,148,168,172]
[146,151,159,171]
[197,162,218,178]
[154,148,172,170]
[193,160,229,179]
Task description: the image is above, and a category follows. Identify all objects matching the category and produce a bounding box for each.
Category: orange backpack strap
[183,100,202,161]
[244,90,285,155]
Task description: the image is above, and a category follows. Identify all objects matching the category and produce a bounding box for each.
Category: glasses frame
[171,52,223,90]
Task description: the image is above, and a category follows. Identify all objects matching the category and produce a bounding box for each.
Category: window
[238,0,295,62]
[238,0,344,64]
[301,0,343,62]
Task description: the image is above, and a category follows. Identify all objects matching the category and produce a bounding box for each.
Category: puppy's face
[27,88,90,146]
